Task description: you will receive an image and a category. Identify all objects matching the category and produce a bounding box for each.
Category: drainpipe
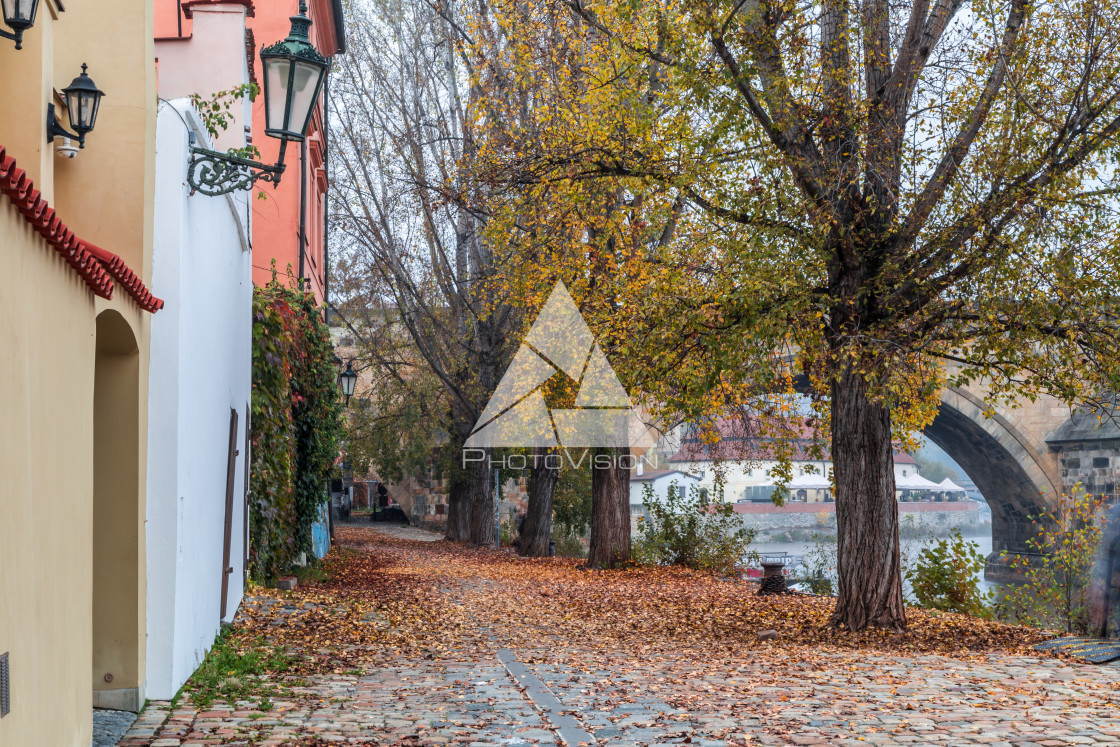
[322,69,330,318]
[177,0,183,37]
[298,139,307,289]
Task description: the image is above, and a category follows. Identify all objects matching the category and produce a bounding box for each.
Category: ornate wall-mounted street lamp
[1,0,40,50]
[47,64,106,150]
[337,361,357,406]
[188,1,329,197]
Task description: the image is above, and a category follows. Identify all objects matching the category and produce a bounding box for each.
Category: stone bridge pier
[923,380,1118,581]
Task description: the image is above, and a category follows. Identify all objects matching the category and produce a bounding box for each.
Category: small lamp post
[337,361,357,406]
[188,1,330,196]
[1,0,40,49]
[47,64,106,149]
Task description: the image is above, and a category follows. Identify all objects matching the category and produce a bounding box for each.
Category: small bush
[998,485,1105,634]
[632,482,756,575]
[292,560,327,585]
[551,534,585,558]
[906,529,991,616]
[499,518,519,547]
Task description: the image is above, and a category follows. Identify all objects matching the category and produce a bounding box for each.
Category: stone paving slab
[118,649,1120,746]
[93,708,138,747]
[117,659,558,746]
[526,651,1120,746]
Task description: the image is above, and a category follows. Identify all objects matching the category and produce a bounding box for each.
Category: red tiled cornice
[0,145,163,313]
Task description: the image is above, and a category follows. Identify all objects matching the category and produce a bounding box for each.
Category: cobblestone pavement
[117,647,1120,746]
[525,650,1120,746]
[117,527,1120,747]
[93,708,137,747]
[119,659,554,747]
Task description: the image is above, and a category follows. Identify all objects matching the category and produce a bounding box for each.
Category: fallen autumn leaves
[122,525,1120,747]
[223,524,1049,680]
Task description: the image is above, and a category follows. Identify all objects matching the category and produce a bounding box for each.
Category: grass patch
[183,630,299,709]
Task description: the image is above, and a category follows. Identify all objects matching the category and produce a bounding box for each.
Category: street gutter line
[497,648,596,746]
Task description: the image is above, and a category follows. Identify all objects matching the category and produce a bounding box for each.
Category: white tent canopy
[938,478,967,492]
[786,473,833,491]
[896,473,945,491]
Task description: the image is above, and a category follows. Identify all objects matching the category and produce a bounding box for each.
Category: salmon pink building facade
[155,0,345,302]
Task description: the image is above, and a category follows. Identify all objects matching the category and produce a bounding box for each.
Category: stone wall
[630,501,981,536]
[388,472,529,533]
[731,502,981,533]
[1055,440,1120,502]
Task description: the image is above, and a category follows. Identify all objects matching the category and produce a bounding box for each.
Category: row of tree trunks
[446,444,631,566]
[466,457,497,547]
[520,447,560,556]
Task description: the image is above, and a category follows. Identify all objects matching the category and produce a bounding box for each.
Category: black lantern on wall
[47,64,106,150]
[187,1,330,197]
[1,0,40,50]
[260,1,329,141]
[337,361,357,406]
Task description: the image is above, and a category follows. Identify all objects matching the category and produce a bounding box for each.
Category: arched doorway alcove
[92,310,144,711]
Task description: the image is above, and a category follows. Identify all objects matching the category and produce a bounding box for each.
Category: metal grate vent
[0,651,10,717]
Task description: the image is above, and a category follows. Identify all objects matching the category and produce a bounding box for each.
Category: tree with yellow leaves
[475,0,1120,629]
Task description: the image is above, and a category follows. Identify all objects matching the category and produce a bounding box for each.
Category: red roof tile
[1,145,163,313]
[630,468,697,482]
[668,417,915,465]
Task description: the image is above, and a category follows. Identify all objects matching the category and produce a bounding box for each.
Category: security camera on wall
[54,136,79,159]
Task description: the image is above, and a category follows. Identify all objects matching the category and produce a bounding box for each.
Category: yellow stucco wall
[0,206,98,747]
[0,0,155,742]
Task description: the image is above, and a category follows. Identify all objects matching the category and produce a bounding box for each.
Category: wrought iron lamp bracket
[47,104,85,148]
[0,27,24,49]
[187,140,289,197]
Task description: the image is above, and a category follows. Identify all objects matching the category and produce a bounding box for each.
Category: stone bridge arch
[783,357,1070,577]
[923,386,1064,577]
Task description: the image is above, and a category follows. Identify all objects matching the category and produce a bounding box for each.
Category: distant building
[667,419,920,503]
[629,467,702,506]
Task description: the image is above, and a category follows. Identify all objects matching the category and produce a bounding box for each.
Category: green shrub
[998,485,1104,633]
[551,534,585,558]
[632,482,756,575]
[499,518,519,547]
[907,529,991,616]
[552,459,592,539]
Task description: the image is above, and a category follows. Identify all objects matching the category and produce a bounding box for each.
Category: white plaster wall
[145,100,252,700]
[630,474,701,506]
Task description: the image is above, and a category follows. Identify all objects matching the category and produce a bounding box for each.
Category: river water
[751,532,1002,594]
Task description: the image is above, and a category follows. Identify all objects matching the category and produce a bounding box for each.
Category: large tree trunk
[830,368,907,631]
[445,466,471,542]
[521,447,559,556]
[588,447,631,569]
[467,456,497,547]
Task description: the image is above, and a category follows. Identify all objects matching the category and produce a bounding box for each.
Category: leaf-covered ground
[119,525,1120,747]
[230,524,1049,674]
